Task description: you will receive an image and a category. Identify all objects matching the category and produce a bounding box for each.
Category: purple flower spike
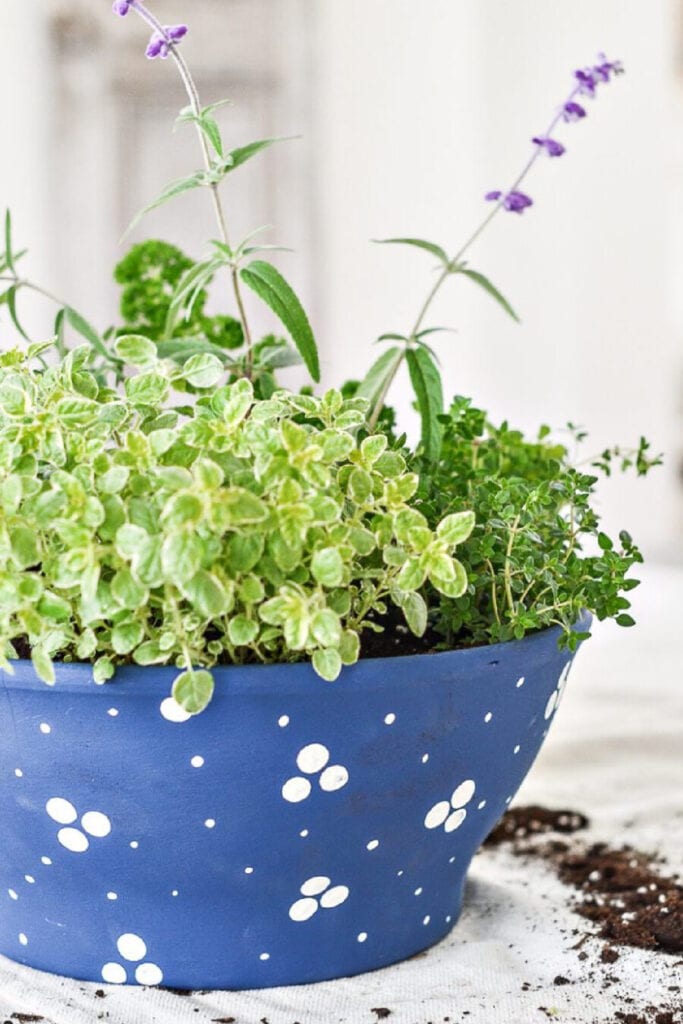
[532,136,566,158]
[563,101,587,123]
[112,0,133,14]
[485,190,503,202]
[504,191,533,214]
[574,69,598,97]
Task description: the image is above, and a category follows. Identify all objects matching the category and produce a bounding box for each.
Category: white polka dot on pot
[39,723,51,735]
[58,828,89,854]
[366,839,379,851]
[135,962,163,986]
[278,715,290,728]
[46,797,77,825]
[259,953,270,962]
[159,697,191,724]
[204,819,216,829]
[484,712,493,724]
[107,708,119,718]
[357,932,368,943]
[190,755,205,768]
[18,933,28,946]
[102,962,127,985]
[384,713,396,726]
[117,933,146,962]
[14,769,23,778]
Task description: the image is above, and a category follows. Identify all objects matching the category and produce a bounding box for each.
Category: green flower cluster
[0,344,473,712]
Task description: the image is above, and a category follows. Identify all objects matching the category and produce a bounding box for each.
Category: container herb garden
[0,2,657,991]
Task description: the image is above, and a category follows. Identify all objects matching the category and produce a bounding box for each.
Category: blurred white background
[1,0,681,564]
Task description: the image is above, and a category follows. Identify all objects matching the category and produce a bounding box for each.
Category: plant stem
[1,275,65,309]
[367,81,585,428]
[129,1,254,367]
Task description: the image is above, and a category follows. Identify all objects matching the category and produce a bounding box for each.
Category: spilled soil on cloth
[483,806,682,1023]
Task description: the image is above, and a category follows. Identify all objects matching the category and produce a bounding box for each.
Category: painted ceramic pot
[0,618,587,990]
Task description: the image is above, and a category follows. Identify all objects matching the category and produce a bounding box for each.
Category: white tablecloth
[1,565,681,1024]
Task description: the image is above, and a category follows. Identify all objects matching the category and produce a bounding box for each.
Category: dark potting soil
[483,806,683,958]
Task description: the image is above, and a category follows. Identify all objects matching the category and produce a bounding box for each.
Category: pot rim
[0,613,591,698]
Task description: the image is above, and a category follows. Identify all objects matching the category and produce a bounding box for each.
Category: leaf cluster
[0,347,473,712]
[413,397,653,651]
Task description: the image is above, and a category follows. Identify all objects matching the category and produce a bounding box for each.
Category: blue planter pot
[0,619,587,990]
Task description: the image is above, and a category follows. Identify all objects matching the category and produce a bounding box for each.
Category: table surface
[1,565,681,1024]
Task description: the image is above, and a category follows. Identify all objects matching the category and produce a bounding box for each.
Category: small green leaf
[311,548,344,588]
[405,346,444,463]
[398,591,428,637]
[240,261,320,382]
[375,237,450,265]
[225,136,295,173]
[115,334,158,367]
[184,571,228,618]
[112,621,144,656]
[228,615,259,646]
[312,648,343,682]
[181,353,224,389]
[172,669,215,715]
[125,172,207,237]
[161,531,203,584]
[125,372,169,407]
[431,559,468,599]
[454,267,520,323]
[31,647,55,686]
[437,511,476,547]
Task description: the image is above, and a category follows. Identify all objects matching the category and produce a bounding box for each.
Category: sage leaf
[374,237,450,265]
[405,346,444,463]
[455,267,520,323]
[240,260,320,381]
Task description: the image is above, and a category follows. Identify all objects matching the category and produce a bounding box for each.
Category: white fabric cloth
[1,565,681,1024]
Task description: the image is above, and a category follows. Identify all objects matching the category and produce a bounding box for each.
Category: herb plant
[0,1,656,713]
[0,345,472,711]
[413,399,660,651]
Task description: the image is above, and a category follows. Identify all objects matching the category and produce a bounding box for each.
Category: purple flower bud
[145,24,189,59]
[112,0,133,14]
[504,191,533,214]
[532,136,566,158]
[485,190,533,214]
[563,101,587,123]
[146,32,168,59]
[166,24,189,42]
[593,53,625,82]
[574,69,597,97]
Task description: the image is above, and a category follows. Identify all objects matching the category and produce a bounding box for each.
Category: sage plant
[363,56,624,458]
